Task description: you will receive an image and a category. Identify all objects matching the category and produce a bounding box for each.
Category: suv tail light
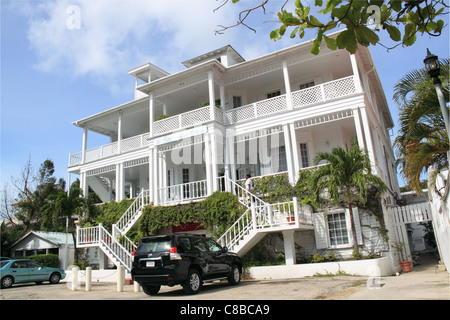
[169,247,182,260]
[132,249,136,262]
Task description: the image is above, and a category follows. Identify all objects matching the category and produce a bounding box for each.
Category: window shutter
[346,207,363,246]
[312,212,328,249]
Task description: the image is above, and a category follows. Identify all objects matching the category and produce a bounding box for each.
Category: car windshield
[0,261,9,268]
[137,237,171,253]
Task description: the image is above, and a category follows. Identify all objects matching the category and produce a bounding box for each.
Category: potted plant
[394,242,412,272]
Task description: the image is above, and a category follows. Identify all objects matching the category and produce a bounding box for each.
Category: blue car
[1,259,66,289]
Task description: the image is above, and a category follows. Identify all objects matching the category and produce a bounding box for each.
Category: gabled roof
[182,45,245,68]
[10,231,74,249]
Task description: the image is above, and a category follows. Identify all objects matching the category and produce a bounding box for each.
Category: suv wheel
[141,284,161,296]
[183,269,202,294]
[228,264,241,285]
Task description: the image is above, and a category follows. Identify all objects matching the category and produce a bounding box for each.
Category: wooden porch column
[282,59,294,110]
[208,71,216,122]
[350,54,363,93]
[81,128,88,164]
[149,92,155,137]
[117,111,123,153]
[204,133,213,195]
[289,122,300,183]
[359,107,377,173]
[352,107,367,150]
[152,147,159,205]
[283,124,295,185]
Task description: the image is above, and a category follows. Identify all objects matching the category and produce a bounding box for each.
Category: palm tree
[309,141,387,253]
[393,59,449,193]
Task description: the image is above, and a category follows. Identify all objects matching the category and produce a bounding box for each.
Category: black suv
[131,234,242,295]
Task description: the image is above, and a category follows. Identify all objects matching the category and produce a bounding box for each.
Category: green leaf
[311,29,323,55]
[403,23,417,46]
[270,29,281,41]
[308,15,323,27]
[323,35,337,50]
[386,25,401,41]
[311,37,322,55]
[358,26,379,45]
[345,30,358,54]
[290,26,299,38]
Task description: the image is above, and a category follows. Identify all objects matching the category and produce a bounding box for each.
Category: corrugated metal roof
[32,231,74,245]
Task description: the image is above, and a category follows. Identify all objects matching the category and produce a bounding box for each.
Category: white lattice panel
[324,76,355,100]
[154,116,180,135]
[121,135,142,152]
[181,106,210,127]
[214,107,223,123]
[292,86,323,108]
[225,104,255,124]
[256,95,287,116]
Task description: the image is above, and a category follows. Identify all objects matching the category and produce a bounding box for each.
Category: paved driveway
[0,275,366,300]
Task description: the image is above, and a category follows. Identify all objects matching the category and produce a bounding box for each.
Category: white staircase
[217,177,313,256]
[76,177,313,270]
[76,224,136,271]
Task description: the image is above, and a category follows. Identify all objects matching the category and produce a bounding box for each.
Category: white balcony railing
[69,76,357,167]
[225,76,356,125]
[158,180,208,204]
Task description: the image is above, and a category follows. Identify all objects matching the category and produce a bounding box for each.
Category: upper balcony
[68,75,358,167]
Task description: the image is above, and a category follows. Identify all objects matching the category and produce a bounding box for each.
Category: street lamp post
[424,49,450,161]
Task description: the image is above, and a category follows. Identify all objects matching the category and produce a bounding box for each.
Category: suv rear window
[137,237,171,253]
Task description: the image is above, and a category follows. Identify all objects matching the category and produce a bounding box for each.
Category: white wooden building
[70,36,402,272]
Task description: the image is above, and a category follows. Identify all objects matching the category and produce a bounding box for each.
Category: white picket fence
[388,202,432,262]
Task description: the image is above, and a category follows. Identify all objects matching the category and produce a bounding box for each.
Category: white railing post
[251,202,257,230]
[267,205,273,226]
[293,197,299,228]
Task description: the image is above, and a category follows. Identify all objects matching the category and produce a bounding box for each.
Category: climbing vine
[138,191,245,240]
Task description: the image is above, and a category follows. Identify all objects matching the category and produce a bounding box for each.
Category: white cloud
[15,0,299,95]
[20,0,251,93]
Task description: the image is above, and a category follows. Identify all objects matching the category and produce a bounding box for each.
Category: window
[277,146,287,172]
[191,238,207,252]
[206,239,223,254]
[300,81,315,90]
[299,143,309,168]
[182,168,190,198]
[11,261,29,269]
[28,260,43,268]
[327,212,349,246]
[232,96,242,109]
[178,237,192,252]
[267,90,281,99]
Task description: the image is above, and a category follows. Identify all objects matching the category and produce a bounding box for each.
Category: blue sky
[1,0,449,190]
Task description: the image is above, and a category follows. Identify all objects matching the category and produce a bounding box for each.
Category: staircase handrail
[217,207,252,250]
[223,176,268,208]
[218,177,270,251]
[115,189,151,235]
[99,224,133,271]
[112,224,137,252]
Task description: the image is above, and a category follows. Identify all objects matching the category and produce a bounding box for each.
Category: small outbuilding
[10,231,74,269]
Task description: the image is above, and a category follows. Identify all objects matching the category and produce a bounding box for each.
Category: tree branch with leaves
[216,0,448,55]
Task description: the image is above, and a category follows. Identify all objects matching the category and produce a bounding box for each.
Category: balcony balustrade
[69,76,357,167]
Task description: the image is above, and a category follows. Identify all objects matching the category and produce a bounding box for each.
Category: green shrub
[16,254,60,268]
